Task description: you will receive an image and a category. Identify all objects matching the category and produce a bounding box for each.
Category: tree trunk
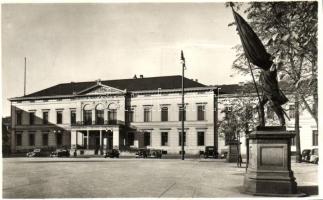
[295,94,302,163]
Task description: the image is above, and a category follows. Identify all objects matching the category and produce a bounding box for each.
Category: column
[113,127,119,149]
[71,130,77,147]
[92,109,96,125]
[104,109,108,124]
[87,130,89,149]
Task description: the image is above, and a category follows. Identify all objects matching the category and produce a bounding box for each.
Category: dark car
[104,149,120,158]
[135,148,148,158]
[148,149,162,159]
[200,146,219,159]
[50,149,70,157]
[26,148,49,157]
[301,149,311,162]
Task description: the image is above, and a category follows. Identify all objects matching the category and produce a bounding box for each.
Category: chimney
[195,79,198,82]
[133,74,137,79]
[140,75,144,79]
[238,81,244,86]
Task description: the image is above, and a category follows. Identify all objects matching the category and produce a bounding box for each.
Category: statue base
[226,141,240,163]
[243,126,305,196]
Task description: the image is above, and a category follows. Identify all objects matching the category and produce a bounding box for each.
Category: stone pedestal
[243,126,303,196]
[226,141,240,163]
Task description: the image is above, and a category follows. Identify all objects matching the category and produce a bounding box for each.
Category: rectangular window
[144,132,151,146]
[179,107,186,121]
[161,107,168,122]
[128,132,135,146]
[16,111,22,125]
[267,107,274,119]
[16,133,22,146]
[70,110,76,125]
[161,132,168,146]
[197,105,205,121]
[224,107,232,119]
[29,112,35,125]
[197,131,205,146]
[29,133,35,146]
[56,111,63,124]
[83,110,92,125]
[144,107,152,122]
[57,134,63,146]
[312,130,318,146]
[127,108,134,122]
[43,111,49,124]
[289,105,295,118]
[42,133,48,146]
[96,110,104,125]
[178,132,186,146]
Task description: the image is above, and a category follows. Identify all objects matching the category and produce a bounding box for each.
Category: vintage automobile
[104,149,120,158]
[309,148,319,164]
[200,146,219,159]
[26,148,49,157]
[50,148,70,157]
[148,149,162,159]
[301,149,311,162]
[135,148,148,158]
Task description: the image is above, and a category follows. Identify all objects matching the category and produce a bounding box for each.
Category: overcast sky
[2,3,249,116]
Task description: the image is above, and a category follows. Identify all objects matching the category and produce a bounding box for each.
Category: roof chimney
[238,81,244,86]
[140,75,144,79]
[133,74,137,79]
[195,79,198,82]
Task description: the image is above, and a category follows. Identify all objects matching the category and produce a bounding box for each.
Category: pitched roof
[22,75,206,98]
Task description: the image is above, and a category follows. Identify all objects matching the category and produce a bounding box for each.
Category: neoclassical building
[9,75,318,156]
[10,75,220,155]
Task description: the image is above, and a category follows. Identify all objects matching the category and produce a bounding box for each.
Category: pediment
[77,84,125,95]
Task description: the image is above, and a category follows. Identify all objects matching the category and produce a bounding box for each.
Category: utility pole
[24,57,27,96]
[181,50,186,160]
[214,88,221,158]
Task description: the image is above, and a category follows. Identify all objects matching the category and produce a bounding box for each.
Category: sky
[2,3,250,116]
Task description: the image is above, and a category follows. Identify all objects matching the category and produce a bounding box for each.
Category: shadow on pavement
[298,185,318,196]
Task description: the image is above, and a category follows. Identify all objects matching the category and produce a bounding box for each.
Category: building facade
[10,76,219,155]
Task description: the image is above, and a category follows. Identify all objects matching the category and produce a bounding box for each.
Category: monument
[231,5,303,196]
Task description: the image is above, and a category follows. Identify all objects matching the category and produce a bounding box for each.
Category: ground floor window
[312,130,318,146]
[197,132,205,146]
[161,132,168,146]
[128,132,135,146]
[42,133,49,146]
[178,132,186,146]
[16,133,22,146]
[29,133,35,146]
[56,134,63,146]
[144,132,151,146]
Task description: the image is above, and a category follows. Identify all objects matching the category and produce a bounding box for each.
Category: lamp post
[214,87,221,158]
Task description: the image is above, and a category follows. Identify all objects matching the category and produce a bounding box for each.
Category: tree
[228,2,318,162]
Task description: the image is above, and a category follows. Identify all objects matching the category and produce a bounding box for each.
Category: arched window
[83,104,92,125]
[96,104,105,125]
[108,103,118,124]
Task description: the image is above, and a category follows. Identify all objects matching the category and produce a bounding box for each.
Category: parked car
[135,148,148,158]
[148,149,162,159]
[309,148,319,164]
[104,149,120,158]
[26,148,49,157]
[301,149,311,162]
[200,146,219,159]
[50,148,70,157]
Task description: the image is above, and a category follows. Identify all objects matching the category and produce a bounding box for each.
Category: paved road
[2,158,318,198]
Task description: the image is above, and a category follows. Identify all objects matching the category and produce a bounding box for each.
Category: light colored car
[309,148,319,164]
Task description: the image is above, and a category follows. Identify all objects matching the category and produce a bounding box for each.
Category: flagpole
[181,50,185,160]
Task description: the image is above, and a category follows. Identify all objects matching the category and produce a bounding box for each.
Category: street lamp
[214,87,221,158]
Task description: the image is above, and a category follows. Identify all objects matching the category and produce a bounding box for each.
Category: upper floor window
[43,111,49,124]
[161,107,168,122]
[179,106,186,121]
[289,105,295,118]
[144,132,151,146]
[96,105,104,125]
[70,110,76,125]
[197,105,205,121]
[144,107,152,122]
[83,109,92,125]
[108,109,117,124]
[16,110,22,125]
[127,107,134,123]
[56,111,63,124]
[312,130,318,146]
[29,112,35,125]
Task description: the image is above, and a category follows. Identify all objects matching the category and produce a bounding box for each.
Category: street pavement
[2,157,318,198]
